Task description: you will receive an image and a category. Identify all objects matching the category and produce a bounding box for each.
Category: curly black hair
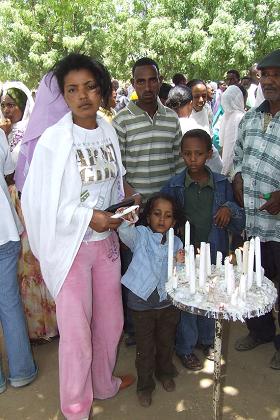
[51,52,112,107]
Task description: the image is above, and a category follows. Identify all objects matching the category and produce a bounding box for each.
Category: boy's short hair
[181,129,212,151]
[132,57,159,76]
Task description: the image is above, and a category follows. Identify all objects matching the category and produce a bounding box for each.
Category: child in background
[118,193,184,407]
[162,129,245,370]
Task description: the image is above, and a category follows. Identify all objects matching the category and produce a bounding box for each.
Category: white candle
[172,266,178,289]
[247,238,255,290]
[227,262,235,295]
[255,236,262,287]
[184,221,190,252]
[195,253,200,269]
[206,243,211,276]
[239,274,247,299]
[224,256,229,292]
[167,228,174,280]
[235,248,242,273]
[199,242,206,288]
[242,241,249,274]
[189,245,196,294]
[216,251,223,272]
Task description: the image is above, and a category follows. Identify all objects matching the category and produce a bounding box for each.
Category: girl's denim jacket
[118,224,183,301]
[161,168,245,263]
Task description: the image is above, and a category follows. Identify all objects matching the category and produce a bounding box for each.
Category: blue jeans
[0,241,37,390]
[176,312,215,356]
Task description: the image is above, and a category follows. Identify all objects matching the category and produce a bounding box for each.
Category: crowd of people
[0,47,279,419]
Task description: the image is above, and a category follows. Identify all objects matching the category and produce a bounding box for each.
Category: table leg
[213,319,223,420]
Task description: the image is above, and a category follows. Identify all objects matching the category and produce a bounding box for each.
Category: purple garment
[15,72,69,191]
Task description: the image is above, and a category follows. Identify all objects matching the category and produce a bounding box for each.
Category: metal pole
[213,319,223,420]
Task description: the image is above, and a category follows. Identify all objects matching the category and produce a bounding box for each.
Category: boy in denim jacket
[161,128,245,370]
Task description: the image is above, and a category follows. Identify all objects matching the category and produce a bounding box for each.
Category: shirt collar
[127,97,167,117]
[185,166,214,189]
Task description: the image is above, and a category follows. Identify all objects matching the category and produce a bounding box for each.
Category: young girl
[118,193,184,407]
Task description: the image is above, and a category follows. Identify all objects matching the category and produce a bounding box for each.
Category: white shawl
[21,112,124,298]
[220,86,245,177]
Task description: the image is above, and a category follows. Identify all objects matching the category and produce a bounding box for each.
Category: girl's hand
[214,207,231,228]
[89,210,122,232]
[115,206,139,223]
[176,249,185,263]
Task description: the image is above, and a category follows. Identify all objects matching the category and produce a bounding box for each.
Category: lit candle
[235,248,242,273]
[247,238,255,290]
[206,243,211,276]
[216,251,223,272]
[189,245,196,294]
[199,242,206,288]
[255,236,262,287]
[168,227,174,280]
[242,241,249,274]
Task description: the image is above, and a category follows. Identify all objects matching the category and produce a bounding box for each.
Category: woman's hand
[214,207,232,228]
[89,210,122,232]
[0,118,12,135]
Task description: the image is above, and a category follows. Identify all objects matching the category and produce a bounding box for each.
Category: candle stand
[167,268,277,420]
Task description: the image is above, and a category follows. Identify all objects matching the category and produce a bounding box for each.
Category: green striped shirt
[233,100,280,242]
[112,99,184,201]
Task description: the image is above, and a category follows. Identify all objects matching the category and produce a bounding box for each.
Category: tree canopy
[0,0,279,88]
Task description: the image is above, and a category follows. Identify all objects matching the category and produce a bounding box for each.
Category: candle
[235,248,242,273]
[239,274,247,299]
[167,227,174,280]
[195,253,200,269]
[224,256,229,292]
[242,241,249,274]
[185,221,190,252]
[172,266,178,289]
[247,238,255,290]
[227,262,235,295]
[216,251,223,272]
[189,245,196,294]
[199,242,206,288]
[206,243,211,276]
[255,236,262,287]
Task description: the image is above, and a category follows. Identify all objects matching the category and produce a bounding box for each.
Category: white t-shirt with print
[73,123,120,242]
[0,129,23,245]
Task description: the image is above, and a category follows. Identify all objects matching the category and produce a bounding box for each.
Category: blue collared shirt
[118,223,183,301]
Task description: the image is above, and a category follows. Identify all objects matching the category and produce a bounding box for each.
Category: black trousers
[246,241,280,349]
[132,306,180,392]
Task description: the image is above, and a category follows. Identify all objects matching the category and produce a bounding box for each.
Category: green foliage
[0,0,279,88]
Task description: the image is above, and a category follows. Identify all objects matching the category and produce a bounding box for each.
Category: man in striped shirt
[232,49,280,369]
[113,57,183,202]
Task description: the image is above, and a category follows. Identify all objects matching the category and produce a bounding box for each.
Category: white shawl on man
[21,112,124,299]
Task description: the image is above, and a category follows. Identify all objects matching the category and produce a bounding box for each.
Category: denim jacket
[118,224,183,301]
[161,169,245,263]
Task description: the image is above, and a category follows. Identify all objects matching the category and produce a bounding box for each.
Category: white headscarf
[1,81,34,165]
[220,85,245,177]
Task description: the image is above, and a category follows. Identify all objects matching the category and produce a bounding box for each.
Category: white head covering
[220,85,245,176]
[1,81,34,165]
[1,81,34,123]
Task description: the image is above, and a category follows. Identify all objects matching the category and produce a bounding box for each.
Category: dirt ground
[0,321,279,420]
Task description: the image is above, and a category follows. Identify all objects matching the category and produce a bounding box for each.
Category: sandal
[177,353,203,371]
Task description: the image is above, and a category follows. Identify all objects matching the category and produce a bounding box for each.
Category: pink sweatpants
[55,232,123,420]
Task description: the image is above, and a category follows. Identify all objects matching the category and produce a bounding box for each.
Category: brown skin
[225,72,240,86]
[191,84,207,112]
[181,136,232,228]
[63,69,141,232]
[132,65,163,117]
[0,94,23,135]
[233,66,280,215]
